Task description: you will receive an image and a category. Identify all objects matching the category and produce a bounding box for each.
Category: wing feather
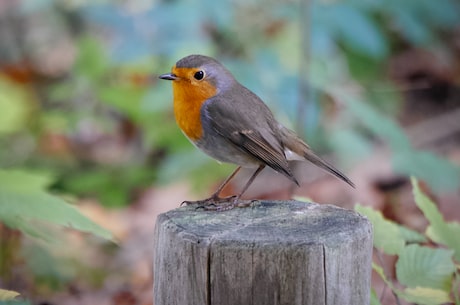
[203,88,298,184]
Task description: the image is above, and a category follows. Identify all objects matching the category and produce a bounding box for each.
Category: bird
[159,54,354,210]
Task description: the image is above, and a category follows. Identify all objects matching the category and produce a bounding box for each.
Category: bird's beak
[159,73,178,81]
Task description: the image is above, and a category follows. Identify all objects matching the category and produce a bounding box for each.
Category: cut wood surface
[153,200,373,305]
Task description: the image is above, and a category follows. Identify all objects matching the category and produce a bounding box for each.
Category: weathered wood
[153,200,373,305]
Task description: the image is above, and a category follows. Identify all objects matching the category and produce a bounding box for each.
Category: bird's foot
[181,195,236,207]
[182,195,258,211]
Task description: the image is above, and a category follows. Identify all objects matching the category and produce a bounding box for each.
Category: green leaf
[372,262,386,281]
[0,77,30,135]
[393,8,431,45]
[97,85,146,121]
[453,271,460,305]
[345,97,409,150]
[75,36,109,81]
[0,289,19,301]
[412,178,460,261]
[421,0,460,28]
[329,128,372,164]
[314,3,388,58]
[0,169,55,192]
[355,204,404,255]
[398,287,452,305]
[335,5,388,58]
[0,169,112,241]
[394,151,460,192]
[61,166,155,208]
[372,262,394,288]
[396,244,455,291]
[399,226,427,244]
[370,289,382,305]
[22,242,74,289]
[345,50,382,83]
[375,260,453,305]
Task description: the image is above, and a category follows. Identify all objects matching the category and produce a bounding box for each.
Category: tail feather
[302,150,355,188]
[280,127,355,188]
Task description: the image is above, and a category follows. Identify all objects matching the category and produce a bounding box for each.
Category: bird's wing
[202,87,297,184]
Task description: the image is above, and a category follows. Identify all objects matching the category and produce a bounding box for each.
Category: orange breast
[172,68,217,141]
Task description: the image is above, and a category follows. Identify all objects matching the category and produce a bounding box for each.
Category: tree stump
[153,200,373,305]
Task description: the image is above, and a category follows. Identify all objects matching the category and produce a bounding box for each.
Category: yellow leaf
[0,288,20,301]
[400,287,452,305]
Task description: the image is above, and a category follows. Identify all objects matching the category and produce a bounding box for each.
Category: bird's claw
[181,196,259,211]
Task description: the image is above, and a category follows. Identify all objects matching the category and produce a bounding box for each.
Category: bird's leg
[234,165,264,203]
[208,166,242,202]
[203,165,265,211]
[181,166,242,207]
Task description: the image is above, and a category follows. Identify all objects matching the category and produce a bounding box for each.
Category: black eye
[193,70,205,80]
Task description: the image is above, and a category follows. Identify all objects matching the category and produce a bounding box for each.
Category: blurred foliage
[356,178,460,305]
[1,0,460,298]
[0,169,112,241]
[1,0,458,206]
[339,95,460,191]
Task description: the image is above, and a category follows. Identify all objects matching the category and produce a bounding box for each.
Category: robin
[159,54,354,210]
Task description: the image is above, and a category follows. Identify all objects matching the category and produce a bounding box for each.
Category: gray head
[159,55,236,91]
